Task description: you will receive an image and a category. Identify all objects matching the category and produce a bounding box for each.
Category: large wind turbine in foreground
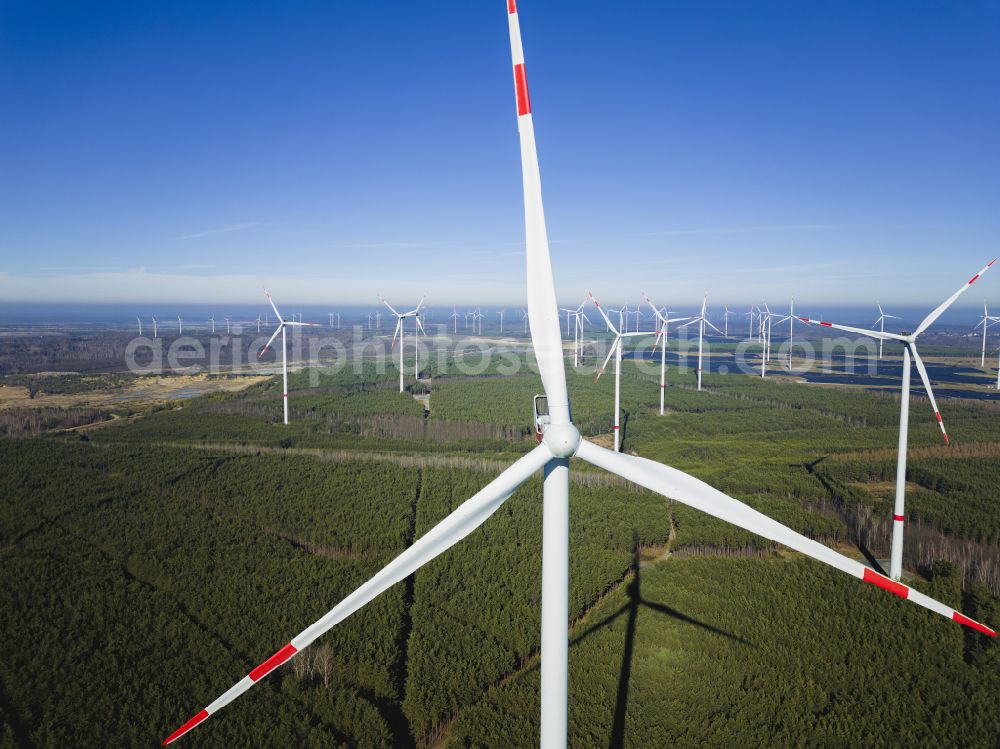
[381,295,426,392]
[799,259,995,580]
[259,289,319,425]
[642,292,690,416]
[163,5,995,746]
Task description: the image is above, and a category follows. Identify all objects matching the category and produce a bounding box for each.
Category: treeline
[0,407,110,436]
[816,456,1000,545]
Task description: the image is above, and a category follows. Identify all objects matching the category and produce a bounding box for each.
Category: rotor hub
[543,423,581,458]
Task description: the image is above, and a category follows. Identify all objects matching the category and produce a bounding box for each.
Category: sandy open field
[0,373,267,410]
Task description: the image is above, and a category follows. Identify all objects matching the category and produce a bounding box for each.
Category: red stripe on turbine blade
[248,643,298,682]
[507,0,517,13]
[163,710,209,745]
[820,321,833,327]
[863,568,909,599]
[935,411,942,422]
[968,274,981,285]
[613,425,619,430]
[893,514,905,522]
[989,258,997,268]
[514,63,531,116]
[953,611,997,637]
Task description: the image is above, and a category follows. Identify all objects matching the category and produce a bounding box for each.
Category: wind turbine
[381,295,426,392]
[209,317,215,334]
[973,302,999,367]
[522,308,529,334]
[873,302,901,360]
[497,308,506,334]
[177,316,183,335]
[136,316,143,336]
[163,7,995,747]
[224,317,231,335]
[722,306,733,337]
[151,316,158,338]
[574,307,591,366]
[643,293,690,416]
[744,306,756,341]
[589,292,649,452]
[256,316,262,334]
[449,307,460,333]
[679,293,721,391]
[799,259,995,580]
[328,312,340,329]
[777,299,796,369]
[258,289,320,425]
[559,301,587,367]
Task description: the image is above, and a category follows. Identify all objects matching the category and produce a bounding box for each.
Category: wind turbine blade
[704,319,723,335]
[284,322,321,327]
[263,289,283,324]
[595,336,619,382]
[509,2,570,424]
[575,440,995,637]
[909,346,950,445]
[588,293,619,334]
[390,320,401,351]
[797,317,904,342]
[914,260,996,336]
[379,296,401,317]
[416,316,426,336]
[641,292,666,323]
[258,325,283,359]
[162,444,553,745]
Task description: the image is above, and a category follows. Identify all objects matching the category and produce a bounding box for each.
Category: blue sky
[1,0,998,307]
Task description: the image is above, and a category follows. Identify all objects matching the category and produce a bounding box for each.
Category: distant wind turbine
[873,302,901,360]
[381,295,427,392]
[643,293,690,416]
[259,289,320,425]
[679,293,720,391]
[589,292,647,452]
[973,302,999,367]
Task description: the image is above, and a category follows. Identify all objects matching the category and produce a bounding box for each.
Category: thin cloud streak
[176,222,267,240]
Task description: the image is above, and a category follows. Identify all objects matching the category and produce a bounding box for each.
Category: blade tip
[953,611,997,636]
[163,710,209,745]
